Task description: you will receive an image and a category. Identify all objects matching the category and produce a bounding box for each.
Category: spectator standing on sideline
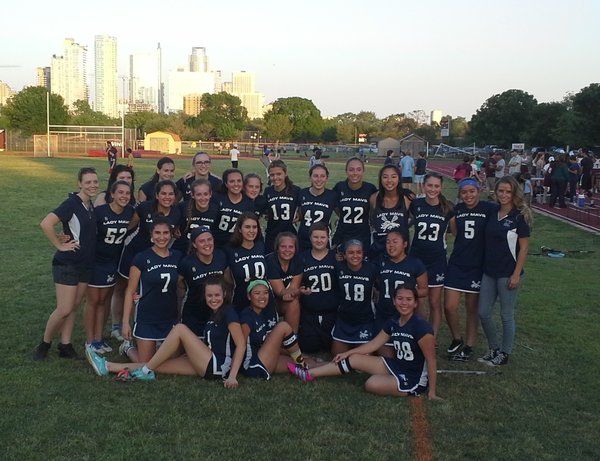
[580,149,595,207]
[384,149,395,166]
[229,144,240,169]
[566,155,581,203]
[106,141,117,173]
[483,154,497,198]
[309,148,324,169]
[494,152,506,183]
[399,151,415,193]
[414,151,427,196]
[126,148,134,168]
[507,150,523,175]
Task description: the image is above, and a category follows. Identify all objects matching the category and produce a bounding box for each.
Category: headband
[458,178,481,190]
[246,279,270,293]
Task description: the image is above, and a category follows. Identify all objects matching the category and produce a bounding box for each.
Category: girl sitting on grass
[289,284,441,400]
[86,275,246,388]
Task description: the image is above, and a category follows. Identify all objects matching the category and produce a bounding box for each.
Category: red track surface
[427,161,600,233]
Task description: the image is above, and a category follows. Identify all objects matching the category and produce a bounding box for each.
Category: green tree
[265,97,323,142]
[1,86,69,136]
[70,99,118,126]
[264,114,293,142]
[525,102,567,147]
[379,113,418,139]
[125,111,164,139]
[195,92,247,140]
[321,124,338,142]
[447,116,469,145]
[469,89,537,147]
[571,83,600,146]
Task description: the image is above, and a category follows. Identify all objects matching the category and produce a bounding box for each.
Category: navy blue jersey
[332,180,377,248]
[239,306,278,354]
[375,255,427,318]
[449,200,495,269]
[226,242,267,307]
[179,249,229,325]
[337,261,378,324]
[483,207,530,278]
[138,180,157,200]
[52,193,97,266]
[212,193,256,247]
[370,199,410,259]
[297,188,338,250]
[382,314,432,377]
[176,175,223,202]
[299,250,339,314]
[173,200,219,253]
[128,200,181,254]
[203,305,239,370]
[132,248,182,324]
[93,204,135,263]
[266,253,303,288]
[262,185,301,251]
[409,198,453,260]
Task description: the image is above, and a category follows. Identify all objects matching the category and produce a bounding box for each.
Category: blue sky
[1,0,597,118]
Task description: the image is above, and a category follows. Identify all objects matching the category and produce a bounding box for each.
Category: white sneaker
[111,329,124,341]
[119,340,133,358]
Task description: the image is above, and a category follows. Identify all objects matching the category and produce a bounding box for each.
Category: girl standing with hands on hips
[478,176,531,366]
[34,167,99,360]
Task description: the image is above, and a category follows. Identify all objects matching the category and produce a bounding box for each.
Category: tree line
[1,84,599,148]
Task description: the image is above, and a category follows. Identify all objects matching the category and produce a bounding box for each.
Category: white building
[129,51,159,112]
[189,47,209,72]
[0,81,14,106]
[94,35,118,117]
[51,38,88,109]
[166,69,215,112]
[222,70,265,119]
[430,110,443,125]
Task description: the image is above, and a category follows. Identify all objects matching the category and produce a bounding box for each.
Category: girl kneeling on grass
[289,285,441,400]
[86,275,246,388]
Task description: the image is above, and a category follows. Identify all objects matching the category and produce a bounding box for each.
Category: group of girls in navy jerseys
[35,153,531,398]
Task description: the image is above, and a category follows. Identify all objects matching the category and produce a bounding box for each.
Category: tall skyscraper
[430,110,443,125]
[36,67,51,90]
[94,35,118,117]
[0,81,14,106]
[166,68,215,113]
[224,71,265,119]
[129,50,159,112]
[189,47,208,72]
[50,38,88,109]
[232,71,255,94]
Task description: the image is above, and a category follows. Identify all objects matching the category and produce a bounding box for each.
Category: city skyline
[0,0,598,119]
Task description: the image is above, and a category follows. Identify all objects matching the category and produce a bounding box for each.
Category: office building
[189,47,209,72]
[50,38,88,110]
[36,67,51,90]
[94,35,118,117]
[183,94,203,116]
[129,50,159,112]
[166,69,215,112]
[0,81,14,106]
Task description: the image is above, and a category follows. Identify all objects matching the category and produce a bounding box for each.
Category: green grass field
[1,156,599,461]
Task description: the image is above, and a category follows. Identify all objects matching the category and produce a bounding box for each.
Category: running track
[427,161,600,233]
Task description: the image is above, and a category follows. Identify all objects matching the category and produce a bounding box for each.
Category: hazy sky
[1,0,597,118]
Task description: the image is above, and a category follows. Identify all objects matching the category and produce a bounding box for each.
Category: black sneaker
[486,351,509,366]
[58,343,80,359]
[446,338,464,355]
[477,348,499,364]
[450,346,472,362]
[32,341,51,361]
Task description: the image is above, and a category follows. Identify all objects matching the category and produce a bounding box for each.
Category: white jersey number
[342,206,364,224]
[308,273,332,293]
[343,283,365,302]
[242,262,266,282]
[416,222,440,241]
[393,340,415,361]
[104,227,127,244]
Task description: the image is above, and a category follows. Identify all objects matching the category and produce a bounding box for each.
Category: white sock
[141,365,152,375]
